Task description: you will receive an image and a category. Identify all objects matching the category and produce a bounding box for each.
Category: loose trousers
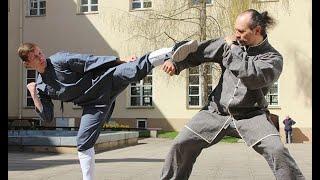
[160,126,305,180]
[77,54,154,151]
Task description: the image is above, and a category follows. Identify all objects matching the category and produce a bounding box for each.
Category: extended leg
[252,135,305,180]
[161,127,226,180]
[111,41,198,93]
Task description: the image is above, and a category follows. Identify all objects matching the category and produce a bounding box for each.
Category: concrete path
[8,138,312,180]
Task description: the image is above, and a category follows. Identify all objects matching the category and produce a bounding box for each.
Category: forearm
[30,90,43,112]
[174,38,225,75]
[27,83,43,111]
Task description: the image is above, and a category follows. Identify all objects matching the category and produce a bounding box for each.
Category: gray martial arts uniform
[161,37,305,180]
[35,52,153,151]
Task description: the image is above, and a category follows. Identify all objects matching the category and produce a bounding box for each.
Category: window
[131,0,152,10]
[265,81,279,106]
[27,0,46,16]
[188,65,213,107]
[25,70,38,107]
[136,119,147,129]
[129,71,152,107]
[191,0,213,6]
[79,0,98,13]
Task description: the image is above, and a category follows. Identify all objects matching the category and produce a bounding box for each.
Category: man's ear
[254,25,262,35]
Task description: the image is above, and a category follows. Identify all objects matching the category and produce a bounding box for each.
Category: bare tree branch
[163,32,178,43]
[207,15,222,36]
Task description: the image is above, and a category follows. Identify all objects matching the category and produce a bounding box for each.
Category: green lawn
[157,131,240,143]
[157,131,179,139]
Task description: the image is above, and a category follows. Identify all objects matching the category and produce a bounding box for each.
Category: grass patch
[158,131,179,139]
[157,131,240,143]
[219,136,240,143]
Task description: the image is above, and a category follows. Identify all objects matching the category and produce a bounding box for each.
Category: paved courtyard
[8,138,312,180]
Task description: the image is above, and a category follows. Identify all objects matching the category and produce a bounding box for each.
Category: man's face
[23,46,46,69]
[234,13,261,46]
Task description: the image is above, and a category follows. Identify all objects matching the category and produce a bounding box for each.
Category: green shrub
[139,130,150,137]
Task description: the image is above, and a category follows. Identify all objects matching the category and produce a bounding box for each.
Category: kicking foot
[172,40,198,62]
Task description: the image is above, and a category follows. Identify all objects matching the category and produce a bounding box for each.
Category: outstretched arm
[172,38,226,75]
[27,82,43,112]
[27,82,54,122]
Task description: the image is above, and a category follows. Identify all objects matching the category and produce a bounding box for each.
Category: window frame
[136,118,147,129]
[130,0,152,11]
[78,0,99,14]
[187,65,213,109]
[24,69,38,108]
[265,81,280,108]
[128,71,153,108]
[26,0,46,17]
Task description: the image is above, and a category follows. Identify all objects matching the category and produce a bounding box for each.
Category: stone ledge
[8,130,139,154]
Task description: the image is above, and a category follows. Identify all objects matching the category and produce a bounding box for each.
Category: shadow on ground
[8,156,164,171]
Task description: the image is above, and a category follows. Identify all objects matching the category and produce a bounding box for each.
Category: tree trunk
[199,0,209,107]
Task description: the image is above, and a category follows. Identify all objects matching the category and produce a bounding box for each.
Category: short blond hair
[17,42,38,62]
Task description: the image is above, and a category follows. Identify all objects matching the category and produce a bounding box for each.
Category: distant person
[283,115,296,144]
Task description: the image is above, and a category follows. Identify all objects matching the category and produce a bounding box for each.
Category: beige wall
[8,0,311,141]
[266,0,312,129]
[8,0,22,117]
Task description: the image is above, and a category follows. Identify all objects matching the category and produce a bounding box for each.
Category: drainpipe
[18,0,24,119]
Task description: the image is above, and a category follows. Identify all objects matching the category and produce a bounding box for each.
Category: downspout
[18,0,24,119]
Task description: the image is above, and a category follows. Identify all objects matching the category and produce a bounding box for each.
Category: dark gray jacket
[35,51,119,122]
[174,37,283,146]
[174,37,283,117]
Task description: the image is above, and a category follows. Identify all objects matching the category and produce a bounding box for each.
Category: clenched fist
[162,60,176,76]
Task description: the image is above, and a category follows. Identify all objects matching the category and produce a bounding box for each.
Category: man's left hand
[120,55,138,63]
[162,60,176,76]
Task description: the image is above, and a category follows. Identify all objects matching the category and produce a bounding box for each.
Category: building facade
[8,0,312,143]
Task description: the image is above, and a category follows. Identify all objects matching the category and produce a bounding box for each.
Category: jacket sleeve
[226,45,283,90]
[173,38,226,75]
[51,52,119,74]
[35,87,54,123]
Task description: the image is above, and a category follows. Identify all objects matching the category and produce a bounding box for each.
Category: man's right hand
[27,82,36,92]
[26,82,43,112]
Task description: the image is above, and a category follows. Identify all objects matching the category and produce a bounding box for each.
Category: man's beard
[237,40,247,46]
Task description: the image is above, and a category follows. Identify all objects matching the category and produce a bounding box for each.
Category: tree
[104,0,290,107]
